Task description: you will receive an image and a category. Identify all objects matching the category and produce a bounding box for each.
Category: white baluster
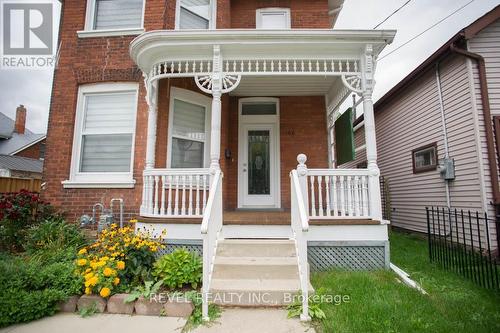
[354,176,360,216]
[325,175,331,217]
[310,175,316,217]
[347,176,353,216]
[181,175,186,215]
[174,175,179,215]
[318,176,323,217]
[195,175,200,215]
[154,176,159,215]
[167,175,172,215]
[160,175,166,215]
[332,175,337,217]
[339,176,345,216]
[202,175,207,213]
[362,176,369,216]
[188,175,193,216]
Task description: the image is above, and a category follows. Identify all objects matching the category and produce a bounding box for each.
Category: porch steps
[209,239,313,307]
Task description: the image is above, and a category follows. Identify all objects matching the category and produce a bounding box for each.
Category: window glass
[413,144,437,173]
[94,0,143,30]
[179,0,211,29]
[242,103,277,115]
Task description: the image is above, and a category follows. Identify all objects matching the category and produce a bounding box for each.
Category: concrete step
[216,239,296,257]
[212,256,299,280]
[209,278,314,306]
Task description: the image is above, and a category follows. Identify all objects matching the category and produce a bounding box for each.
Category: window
[39,142,46,160]
[412,143,438,174]
[176,0,214,30]
[80,0,145,37]
[256,8,291,29]
[168,88,211,168]
[63,83,138,188]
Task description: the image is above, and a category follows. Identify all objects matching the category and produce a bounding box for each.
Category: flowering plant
[75,224,165,296]
[0,190,56,252]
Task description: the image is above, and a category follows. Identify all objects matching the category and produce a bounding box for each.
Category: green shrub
[0,190,57,252]
[25,217,87,254]
[153,249,202,289]
[0,251,82,328]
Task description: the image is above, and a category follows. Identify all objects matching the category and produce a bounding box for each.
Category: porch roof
[130,29,396,73]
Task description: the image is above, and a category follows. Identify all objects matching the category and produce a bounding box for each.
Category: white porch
[130,29,395,320]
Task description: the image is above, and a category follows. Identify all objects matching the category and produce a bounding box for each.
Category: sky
[0,0,499,134]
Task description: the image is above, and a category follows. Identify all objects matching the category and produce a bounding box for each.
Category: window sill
[77,28,145,38]
[61,179,136,189]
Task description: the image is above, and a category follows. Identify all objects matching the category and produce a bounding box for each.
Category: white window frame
[167,87,212,168]
[175,0,217,30]
[256,8,291,29]
[78,0,146,38]
[63,82,139,188]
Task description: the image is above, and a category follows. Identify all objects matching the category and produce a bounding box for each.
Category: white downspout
[435,63,451,208]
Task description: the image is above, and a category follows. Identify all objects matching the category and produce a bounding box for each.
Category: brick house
[43,0,395,318]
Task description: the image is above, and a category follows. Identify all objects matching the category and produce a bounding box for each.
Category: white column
[296,154,309,211]
[145,79,158,169]
[361,45,383,221]
[209,45,223,173]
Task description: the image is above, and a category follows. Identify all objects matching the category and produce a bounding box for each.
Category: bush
[153,249,202,290]
[75,224,165,296]
[25,217,87,254]
[0,252,81,328]
[0,190,57,252]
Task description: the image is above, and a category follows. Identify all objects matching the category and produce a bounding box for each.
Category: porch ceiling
[229,75,338,96]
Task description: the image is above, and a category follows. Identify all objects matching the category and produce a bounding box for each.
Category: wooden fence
[0,177,41,193]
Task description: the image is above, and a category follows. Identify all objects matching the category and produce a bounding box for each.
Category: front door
[238,98,280,209]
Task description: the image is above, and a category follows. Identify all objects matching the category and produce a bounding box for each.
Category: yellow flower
[78,248,87,255]
[85,287,92,295]
[129,219,138,224]
[116,261,125,270]
[89,276,99,286]
[84,272,94,280]
[113,277,120,285]
[103,267,115,277]
[100,287,111,298]
[85,268,91,273]
[77,258,87,266]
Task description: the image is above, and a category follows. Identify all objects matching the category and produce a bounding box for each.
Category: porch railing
[201,170,223,320]
[141,168,211,217]
[307,168,371,219]
[290,167,311,321]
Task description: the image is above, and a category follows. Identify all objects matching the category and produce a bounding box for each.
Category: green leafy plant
[78,302,98,318]
[124,280,163,303]
[286,291,326,320]
[153,249,202,290]
[25,217,87,254]
[182,290,221,332]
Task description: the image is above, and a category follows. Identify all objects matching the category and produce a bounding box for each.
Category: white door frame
[237,97,281,209]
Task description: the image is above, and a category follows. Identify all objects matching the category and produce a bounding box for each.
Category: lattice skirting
[157,239,203,257]
[308,241,390,271]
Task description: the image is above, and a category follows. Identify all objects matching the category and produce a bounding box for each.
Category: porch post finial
[296,154,309,211]
[209,45,223,174]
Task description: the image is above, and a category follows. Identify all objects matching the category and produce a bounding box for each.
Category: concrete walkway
[0,313,186,333]
[192,308,315,333]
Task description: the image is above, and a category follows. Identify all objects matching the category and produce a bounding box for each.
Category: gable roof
[0,111,45,155]
[0,155,43,173]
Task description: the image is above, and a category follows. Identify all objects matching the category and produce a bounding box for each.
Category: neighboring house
[0,105,46,181]
[43,0,395,317]
[342,5,500,250]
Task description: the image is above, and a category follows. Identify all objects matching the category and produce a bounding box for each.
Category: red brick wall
[43,0,330,220]
[230,0,330,29]
[15,139,46,159]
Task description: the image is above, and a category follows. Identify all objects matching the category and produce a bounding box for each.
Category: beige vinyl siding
[468,18,500,248]
[370,55,485,235]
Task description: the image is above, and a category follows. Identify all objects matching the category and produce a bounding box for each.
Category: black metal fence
[426,206,499,290]
[380,176,391,221]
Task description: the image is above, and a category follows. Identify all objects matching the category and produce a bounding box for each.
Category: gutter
[449,43,500,205]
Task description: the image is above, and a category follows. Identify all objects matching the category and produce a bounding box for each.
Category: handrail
[143,168,210,176]
[201,170,221,234]
[307,168,371,176]
[290,170,309,232]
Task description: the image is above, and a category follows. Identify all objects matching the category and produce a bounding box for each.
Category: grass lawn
[311,231,500,333]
